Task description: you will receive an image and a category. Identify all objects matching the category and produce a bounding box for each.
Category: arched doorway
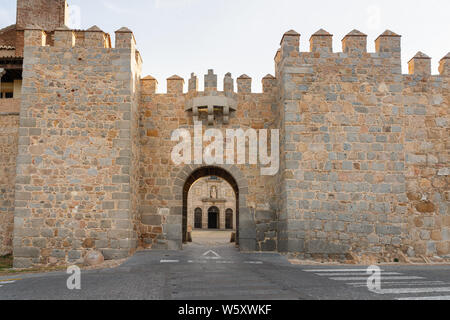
[208,206,220,229]
[182,166,240,246]
[225,209,233,230]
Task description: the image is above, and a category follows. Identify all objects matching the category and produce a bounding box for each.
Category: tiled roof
[0,24,16,34]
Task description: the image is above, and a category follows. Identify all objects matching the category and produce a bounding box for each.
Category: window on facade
[225,209,233,230]
[194,208,202,229]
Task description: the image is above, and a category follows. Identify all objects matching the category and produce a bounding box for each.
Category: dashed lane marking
[166,260,264,265]
[304,269,383,273]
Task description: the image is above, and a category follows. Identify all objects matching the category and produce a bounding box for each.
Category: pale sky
[1,0,449,92]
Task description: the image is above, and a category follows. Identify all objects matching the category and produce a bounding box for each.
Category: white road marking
[244,261,263,265]
[202,250,222,260]
[311,268,450,299]
[375,287,450,295]
[330,276,425,281]
[160,260,179,263]
[216,261,234,264]
[305,269,383,273]
[397,296,450,300]
[348,281,447,288]
[0,281,15,284]
[317,272,401,277]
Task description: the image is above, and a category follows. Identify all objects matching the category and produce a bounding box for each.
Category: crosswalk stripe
[317,272,401,277]
[397,296,450,300]
[304,269,383,272]
[348,281,447,288]
[376,287,450,295]
[330,276,424,281]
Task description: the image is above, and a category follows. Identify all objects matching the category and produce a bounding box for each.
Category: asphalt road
[1,239,450,300]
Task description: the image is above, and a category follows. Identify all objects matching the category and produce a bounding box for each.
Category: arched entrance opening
[183,166,240,246]
[208,206,220,229]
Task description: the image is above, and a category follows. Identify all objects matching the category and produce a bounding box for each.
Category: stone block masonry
[276,29,448,261]
[0,101,19,255]
[0,0,448,267]
[12,25,142,268]
[139,70,279,252]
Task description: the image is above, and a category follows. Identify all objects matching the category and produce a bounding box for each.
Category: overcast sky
[1,0,449,92]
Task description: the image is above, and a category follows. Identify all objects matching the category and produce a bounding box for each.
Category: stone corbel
[185,95,237,126]
[223,105,230,124]
[193,105,199,122]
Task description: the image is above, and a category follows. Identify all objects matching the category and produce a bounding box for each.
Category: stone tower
[16,0,69,31]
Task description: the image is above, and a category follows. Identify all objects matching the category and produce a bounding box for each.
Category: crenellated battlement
[277,28,448,76]
[141,69,278,95]
[23,25,137,51]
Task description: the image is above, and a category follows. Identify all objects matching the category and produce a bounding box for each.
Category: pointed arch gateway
[177,165,249,247]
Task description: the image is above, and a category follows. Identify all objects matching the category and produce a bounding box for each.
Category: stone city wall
[0,22,447,267]
[12,25,141,267]
[0,100,19,255]
[276,29,449,262]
